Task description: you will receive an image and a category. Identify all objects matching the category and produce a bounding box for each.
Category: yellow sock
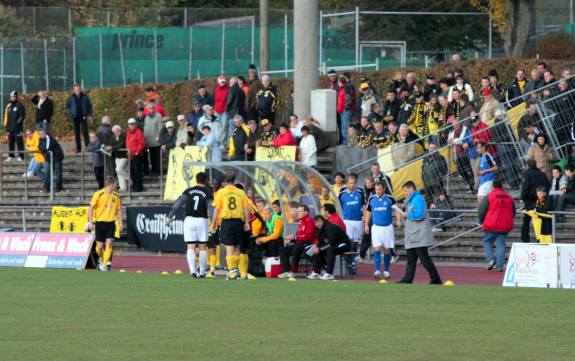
[239,254,249,278]
[103,246,113,265]
[209,254,217,271]
[226,255,235,271]
[96,247,104,261]
[234,255,241,270]
[216,245,221,266]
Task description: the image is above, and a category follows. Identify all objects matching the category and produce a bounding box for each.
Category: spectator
[368,102,383,124]
[404,72,419,94]
[143,103,163,177]
[423,74,440,101]
[396,86,414,125]
[517,104,542,153]
[360,82,380,118]
[476,142,498,208]
[448,75,474,103]
[186,101,204,128]
[488,70,506,103]
[143,98,166,117]
[506,69,528,107]
[555,165,575,219]
[520,158,550,242]
[346,124,360,147]
[381,90,401,125]
[255,207,284,258]
[448,120,475,193]
[397,181,442,284]
[303,116,329,152]
[278,205,317,279]
[451,53,462,62]
[159,121,177,154]
[289,114,303,140]
[87,131,104,189]
[357,116,374,148]
[214,75,230,140]
[256,75,278,124]
[527,133,555,178]
[186,123,201,146]
[175,114,189,147]
[112,125,128,192]
[408,92,428,139]
[246,120,259,161]
[126,118,145,192]
[332,172,346,195]
[134,106,146,130]
[238,75,250,98]
[310,215,352,280]
[197,125,221,162]
[194,84,214,109]
[4,90,25,162]
[371,119,390,149]
[321,203,346,231]
[422,142,448,202]
[66,85,93,153]
[458,94,474,121]
[479,88,502,125]
[479,177,515,272]
[337,75,356,144]
[430,193,456,232]
[318,185,335,207]
[530,186,554,242]
[23,129,46,182]
[389,71,406,94]
[549,166,567,209]
[144,86,161,105]
[523,68,543,99]
[246,64,262,122]
[30,90,53,133]
[258,118,278,147]
[273,124,297,147]
[37,128,64,193]
[227,76,246,137]
[97,116,116,179]
[299,126,317,168]
[197,104,224,147]
[492,109,521,189]
[228,115,250,161]
[326,69,339,91]
[392,124,417,169]
[469,114,492,187]
[449,89,462,118]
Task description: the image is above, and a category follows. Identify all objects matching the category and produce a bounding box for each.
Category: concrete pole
[294,0,319,118]
[260,0,269,71]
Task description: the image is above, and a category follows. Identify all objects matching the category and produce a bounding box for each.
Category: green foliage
[534,31,575,60]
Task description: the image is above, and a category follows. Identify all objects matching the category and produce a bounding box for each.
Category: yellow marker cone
[75,268,82,271]
[174,270,183,275]
[136,270,143,274]
[161,271,170,276]
[288,277,297,282]
[444,280,455,286]
[379,279,388,284]
[332,280,338,283]
[119,269,126,273]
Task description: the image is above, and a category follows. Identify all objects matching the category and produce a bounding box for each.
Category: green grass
[1,269,574,361]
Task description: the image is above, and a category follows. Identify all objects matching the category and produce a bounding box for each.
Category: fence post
[24,151,28,200]
[68,8,72,35]
[446,145,451,195]
[188,27,193,80]
[72,37,76,86]
[118,33,126,86]
[154,30,158,83]
[22,209,26,232]
[355,6,359,70]
[20,42,25,92]
[81,151,85,199]
[319,10,323,68]
[221,22,225,75]
[44,39,49,91]
[1,43,4,125]
[536,103,565,159]
[160,149,164,199]
[488,11,493,58]
[184,7,188,28]
[284,14,288,78]
[63,48,67,91]
[99,34,103,88]
[50,152,54,201]
[552,213,556,244]
[251,17,255,65]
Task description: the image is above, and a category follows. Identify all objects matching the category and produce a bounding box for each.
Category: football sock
[226,255,234,272]
[373,251,382,273]
[216,245,221,266]
[95,246,104,261]
[383,253,391,273]
[199,250,207,274]
[239,253,249,278]
[233,255,241,271]
[187,249,197,274]
[103,246,113,265]
[209,254,217,271]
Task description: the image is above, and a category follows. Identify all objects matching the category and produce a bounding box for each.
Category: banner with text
[25,233,94,269]
[0,233,35,267]
[126,206,186,253]
[254,146,297,201]
[50,206,89,233]
[163,146,208,201]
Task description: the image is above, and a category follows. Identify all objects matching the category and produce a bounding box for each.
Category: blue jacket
[407,190,426,221]
[66,92,93,120]
[197,132,221,162]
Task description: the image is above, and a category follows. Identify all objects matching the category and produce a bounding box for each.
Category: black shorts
[95,221,116,242]
[208,229,220,249]
[220,219,244,246]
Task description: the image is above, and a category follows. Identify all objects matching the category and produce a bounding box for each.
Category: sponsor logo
[136,213,183,241]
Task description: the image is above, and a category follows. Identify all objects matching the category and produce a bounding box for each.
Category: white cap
[127,118,137,124]
[166,121,174,128]
[494,109,505,117]
[177,114,185,121]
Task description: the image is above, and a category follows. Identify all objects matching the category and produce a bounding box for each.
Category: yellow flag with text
[163,146,208,201]
[254,146,297,201]
[50,205,120,238]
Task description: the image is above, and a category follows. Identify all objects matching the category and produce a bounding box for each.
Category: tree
[471,0,535,57]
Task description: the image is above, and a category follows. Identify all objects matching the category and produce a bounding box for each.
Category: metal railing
[0,150,54,200]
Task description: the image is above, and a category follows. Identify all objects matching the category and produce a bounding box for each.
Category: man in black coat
[520,158,550,242]
[310,215,352,280]
[97,116,116,178]
[31,90,54,133]
[4,90,26,161]
[37,128,65,192]
[66,85,93,153]
[422,142,448,203]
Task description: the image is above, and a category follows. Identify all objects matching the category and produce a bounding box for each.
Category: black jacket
[112,132,127,158]
[256,86,278,117]
[381,99,401,123]
[194,93,214,108]
[39,134,64,161]
[521,166,550,207]
[97,124,115,147]
[66,92,93,120]
[422,152,448,188]
[535,196,554,235]
[316,221,351,248]
[226,83,246,117]
[31,95,54,124]
[5,100,26,132]
[506,78,528,107]
[159,128,177,151]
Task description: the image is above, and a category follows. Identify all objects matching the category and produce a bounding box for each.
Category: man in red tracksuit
[214,75,230,144]
[278,205,317,278]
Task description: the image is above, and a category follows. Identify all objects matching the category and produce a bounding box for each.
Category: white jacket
[299,134,317,167]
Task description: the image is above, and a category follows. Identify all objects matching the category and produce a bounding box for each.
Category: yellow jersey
[333,183,343,196]
[90,189,121,222]
[214,185,249,220]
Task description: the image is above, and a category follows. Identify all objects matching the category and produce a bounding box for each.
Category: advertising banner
[163,146,208,201]
[25,233,94,269]
[0,233,35,267]
[126,206,186,252]
[49,206,89,233]
[558,244,575,288]
[254,146,297,200]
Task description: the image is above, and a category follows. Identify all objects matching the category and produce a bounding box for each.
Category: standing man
[227,115,250,161]
[364,182,402,279]
[214,75,229,142]
[397,181,442,284]
[125,118,145,192]
[4,90,26,162]
[37,128,64,193]
[226,76,246,138]
[111,125,128,192]
[278,205,317,279]
[143,102,163,177]
[31,90,53,133]
[338,173,366,270]
[194,84,214,109]
[97,116,116,179]
[520,158,549,242]
[210,171,250,280]
[337,75,356,145]
[479,177,515,272]
[87,177,122,272]
[66,85,93,153]
[256,75,278,125]
[476,142,498,209]
[166,172,211,278]
[87,131,105,189]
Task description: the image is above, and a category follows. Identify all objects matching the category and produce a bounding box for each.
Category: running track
[112,255,504,286]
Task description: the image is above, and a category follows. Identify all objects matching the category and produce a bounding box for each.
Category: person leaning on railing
[112,125,129,193]
[87,131,105,190]
[37,128,64,193]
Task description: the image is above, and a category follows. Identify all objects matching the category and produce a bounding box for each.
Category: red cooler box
[265,257,282,278]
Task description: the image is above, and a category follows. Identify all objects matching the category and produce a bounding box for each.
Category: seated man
[309,215,351,280]
[278,205,316,279]
[255,207,284,258]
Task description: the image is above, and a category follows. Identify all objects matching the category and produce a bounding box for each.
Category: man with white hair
[143,102,163,176]
[97,115,116,178]
[256,74,278,124]
[197,104,224,147]
[226,76,246,141]
[111,125,129,192]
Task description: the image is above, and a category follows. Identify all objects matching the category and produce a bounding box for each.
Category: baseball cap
[177,114,185,121]
[166,121,175,128]
[360,82,370,90]
[217,75,226,83]
[482,88,492,96]
[10,90,17,97]
[127,118,137,125]
[261,118,270,126]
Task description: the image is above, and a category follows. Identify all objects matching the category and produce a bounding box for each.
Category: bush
[13,57,575,138]
[535,31,575,60]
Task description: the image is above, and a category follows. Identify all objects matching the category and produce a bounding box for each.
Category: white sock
[199,250,207,274]
[187,249,196,274]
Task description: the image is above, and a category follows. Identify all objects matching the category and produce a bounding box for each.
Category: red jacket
[214,85,229,114]
[144,104,166,117]
[482,188,515,233]
[471,121,497,156]
[126,127,145,160]
[327,213,346,232]
[337,83,356,114]
[295,215,317,245]
[272,132,297,147]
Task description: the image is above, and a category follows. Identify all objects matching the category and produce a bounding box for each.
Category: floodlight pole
[260,0,269,71]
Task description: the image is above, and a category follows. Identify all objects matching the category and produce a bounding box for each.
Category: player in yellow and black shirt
[210,171,251,280]
[88,177,122,272]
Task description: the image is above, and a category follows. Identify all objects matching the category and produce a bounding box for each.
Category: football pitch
[1,269,573,361]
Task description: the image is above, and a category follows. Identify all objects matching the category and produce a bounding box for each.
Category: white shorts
[371,224,395,249]
[344,220,363,243]
[183,216,209,244]
[477,180,493,197]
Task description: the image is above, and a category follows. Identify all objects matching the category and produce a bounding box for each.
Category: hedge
[12,57,575,139]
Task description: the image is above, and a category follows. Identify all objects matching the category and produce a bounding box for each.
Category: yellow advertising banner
[50,206,89,233]
[163,146,208,201]
[507,102,527,136]
[254,146,297,200]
